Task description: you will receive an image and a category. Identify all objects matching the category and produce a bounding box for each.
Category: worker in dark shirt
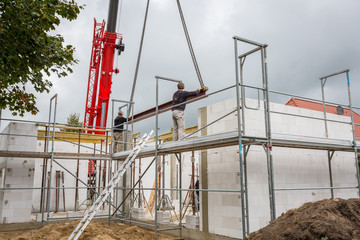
[113,110,131,153]
[172,82,200,141]
[195,179,200,210]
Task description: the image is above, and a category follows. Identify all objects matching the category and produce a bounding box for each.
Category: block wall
[33,140,103,212]
[132,151,198,211]
[0,122,153,223]
[0,122,37,224]
[199,97,358,238]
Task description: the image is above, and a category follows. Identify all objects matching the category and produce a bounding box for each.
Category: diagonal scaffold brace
[68,130,154,240]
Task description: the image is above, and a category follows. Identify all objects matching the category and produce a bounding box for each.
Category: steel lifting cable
[176,0,206,89]
[129,0,150,113]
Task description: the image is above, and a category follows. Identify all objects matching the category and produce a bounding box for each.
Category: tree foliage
[0,0,83,116]
[61,112,83,132]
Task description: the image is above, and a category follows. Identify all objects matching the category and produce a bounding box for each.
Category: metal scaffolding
[0,36,359,240]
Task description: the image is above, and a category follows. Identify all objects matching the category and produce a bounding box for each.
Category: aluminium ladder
[68,130,154,240]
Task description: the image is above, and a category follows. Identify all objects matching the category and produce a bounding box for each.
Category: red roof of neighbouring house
[285,98,360,139]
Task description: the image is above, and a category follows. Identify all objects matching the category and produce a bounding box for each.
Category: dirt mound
[247,198,360,240]
[0,220,176,240]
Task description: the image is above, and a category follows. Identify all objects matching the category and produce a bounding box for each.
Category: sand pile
[0,220,176,240]
[247,198,360,240]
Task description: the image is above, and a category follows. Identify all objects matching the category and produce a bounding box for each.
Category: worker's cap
[118,110,123,115]
[177,82,184,89]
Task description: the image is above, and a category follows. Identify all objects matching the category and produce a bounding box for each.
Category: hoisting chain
[176,0,207,90]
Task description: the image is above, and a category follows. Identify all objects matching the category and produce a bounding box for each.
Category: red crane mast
[83,0,124,134]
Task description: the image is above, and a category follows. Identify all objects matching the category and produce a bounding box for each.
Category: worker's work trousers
[172,110,185,141]
[113,131,124,153]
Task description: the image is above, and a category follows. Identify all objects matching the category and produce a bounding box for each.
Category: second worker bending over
[172,82,200,141]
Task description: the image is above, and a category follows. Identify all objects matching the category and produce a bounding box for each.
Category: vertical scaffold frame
[319,70,360,197]
[110,98,135,220]
[233,36,276,237]
[155,76,183,239]
[43,94,58,224]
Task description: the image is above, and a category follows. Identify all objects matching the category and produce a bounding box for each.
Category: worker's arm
[183,89,201,98]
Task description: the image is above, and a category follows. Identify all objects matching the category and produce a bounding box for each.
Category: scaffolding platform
[113,131,360,161]
[0,150,110,160]
[1,132,356,160]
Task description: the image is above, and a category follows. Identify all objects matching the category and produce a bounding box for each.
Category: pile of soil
[0,220,177,240]
[247,198,360,240]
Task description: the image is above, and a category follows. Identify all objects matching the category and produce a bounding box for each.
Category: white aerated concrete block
[156,211,170,224]
[131,207,146,219]
[4,176,23,185]
[222,216,241,230]
[221,172,237,184]
[12,216,29,223]
[209,214,222,227]
[14,207,31,218]
[186,215,199,229]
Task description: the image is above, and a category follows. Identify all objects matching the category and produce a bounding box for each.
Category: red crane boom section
[84,19,122,134]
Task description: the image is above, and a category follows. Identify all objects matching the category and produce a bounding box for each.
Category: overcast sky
[2,0,360,134]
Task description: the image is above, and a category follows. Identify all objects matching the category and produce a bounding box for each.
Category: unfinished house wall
[198,97,358,238]
[0,122,9,222]
[32,140,92,213]
[0,122,37,224]
[133,151,197,211]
